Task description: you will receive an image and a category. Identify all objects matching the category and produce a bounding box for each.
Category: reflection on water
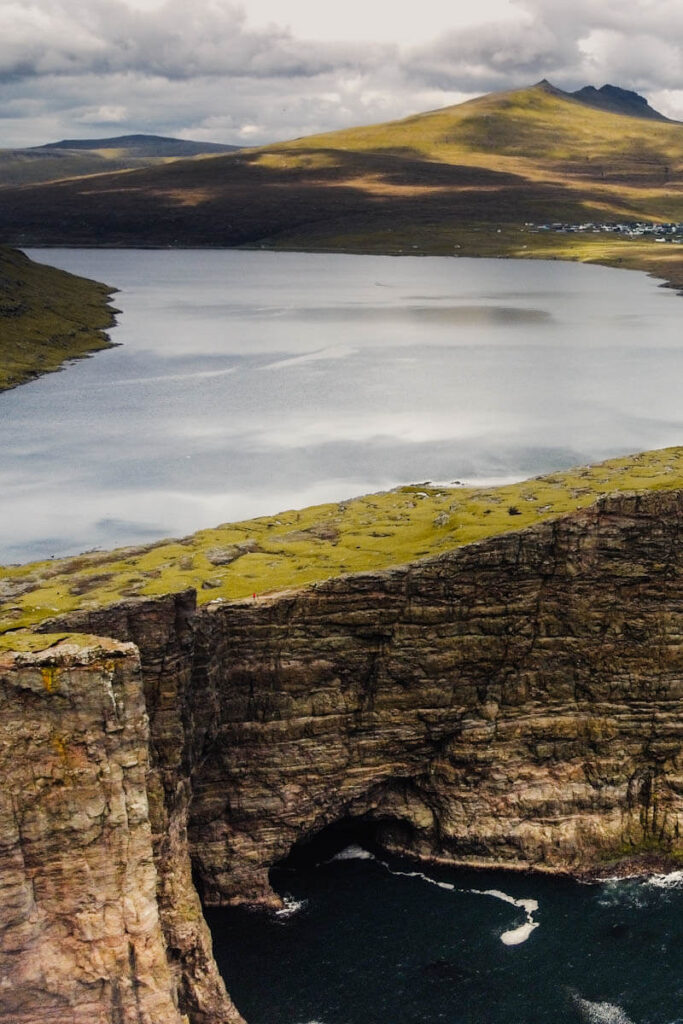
[206,848,683,1024]
[1,249,681,563]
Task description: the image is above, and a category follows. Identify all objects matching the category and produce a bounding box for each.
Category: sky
[2,0,683,148]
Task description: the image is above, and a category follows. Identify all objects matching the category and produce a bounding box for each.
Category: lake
[2,248,682,563]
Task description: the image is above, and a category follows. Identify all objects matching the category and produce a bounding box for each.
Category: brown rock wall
[187,491,683,902]
[0,640,185,1024]
[36,594,244,1023]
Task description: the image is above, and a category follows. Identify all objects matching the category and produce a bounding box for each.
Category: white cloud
[79,104,128,123]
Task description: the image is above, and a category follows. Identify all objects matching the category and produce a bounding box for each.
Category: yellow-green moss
[0,629,117,653]
[1,446,682,635]
[0,246,117,391]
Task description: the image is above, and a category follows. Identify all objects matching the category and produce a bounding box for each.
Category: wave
[330,844,376,861]
[645,869,683,890]
[91,366,237,387]
[275,895,308,919]
[328,845,540,945]
[573,996,636,1024]
[260,346,356,371]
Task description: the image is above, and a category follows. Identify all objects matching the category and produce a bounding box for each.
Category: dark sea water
[206,846,683,1024]
[2,249,682,563]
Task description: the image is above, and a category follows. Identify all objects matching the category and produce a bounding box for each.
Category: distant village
[527,221,683,242]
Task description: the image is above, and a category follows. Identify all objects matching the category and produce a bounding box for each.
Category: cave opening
[273,814,418,871]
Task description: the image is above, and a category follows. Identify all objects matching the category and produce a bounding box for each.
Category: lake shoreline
[8,237,680,396]
[0,246,119,393]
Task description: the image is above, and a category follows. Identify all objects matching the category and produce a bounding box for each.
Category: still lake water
[207,847,683,1024]
[1,248,681,563]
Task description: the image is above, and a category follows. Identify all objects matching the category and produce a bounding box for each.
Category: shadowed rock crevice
[273,813,419,869]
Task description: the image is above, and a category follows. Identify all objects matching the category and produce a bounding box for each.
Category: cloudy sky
[2,0,683,148]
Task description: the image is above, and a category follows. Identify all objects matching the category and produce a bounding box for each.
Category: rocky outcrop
[0,639,186,1024]
[2,488,682,1022]
[25,596,244,1024]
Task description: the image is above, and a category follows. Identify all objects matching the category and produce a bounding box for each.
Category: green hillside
[271,80,683,186]
[0,247,117,391]
[1,446,681,639]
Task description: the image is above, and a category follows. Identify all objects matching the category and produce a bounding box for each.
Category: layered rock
[187,489,683,902]
[2,488,681,1022]
[0,639,185,1024]
[27,597,244,1024]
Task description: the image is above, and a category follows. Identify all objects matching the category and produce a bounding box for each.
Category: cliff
[1,489,682,1022]
[0,639,188,1024]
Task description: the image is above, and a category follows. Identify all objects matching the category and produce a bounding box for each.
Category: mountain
[0,133,239,188]
[36,133,239,157]
[0,81,681,267]
[570,83,671,121]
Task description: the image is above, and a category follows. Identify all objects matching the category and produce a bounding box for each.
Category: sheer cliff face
[0,641,186,1024]
[3,489,683,1023]
[188,490,683,903]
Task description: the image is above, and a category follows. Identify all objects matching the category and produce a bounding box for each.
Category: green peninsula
[0,246,117,391]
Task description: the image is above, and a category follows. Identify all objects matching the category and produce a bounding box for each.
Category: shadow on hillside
[0,145,654,247]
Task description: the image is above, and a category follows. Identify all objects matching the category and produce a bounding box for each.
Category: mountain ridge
[0,133,239,188]
[570,82,671,121]
[35,132,239,156]
[0,80,681,293]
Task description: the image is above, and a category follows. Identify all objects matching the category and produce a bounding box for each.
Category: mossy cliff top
[1,446,681,636]
[0,246,117,391]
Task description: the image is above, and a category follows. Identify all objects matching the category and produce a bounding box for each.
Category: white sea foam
[470,889,540,945]
[275,895,308,918]
[573,996,636,1024]
[329,849,539,945]
[330,844,376,861]
[645,869,683,890]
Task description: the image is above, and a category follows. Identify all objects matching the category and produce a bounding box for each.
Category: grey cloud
[402,0,683,98]
[0,0,384,82]
[1,0,682,148]
[403,19,578,92]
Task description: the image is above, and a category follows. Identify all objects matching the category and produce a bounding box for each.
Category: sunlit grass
[2,447,681,635]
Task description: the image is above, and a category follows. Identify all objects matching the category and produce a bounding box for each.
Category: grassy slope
[1,446,681,637]
[0,246,117,391]
[271,82,683,185]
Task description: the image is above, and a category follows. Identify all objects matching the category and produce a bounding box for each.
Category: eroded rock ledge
[1,489,682,1022]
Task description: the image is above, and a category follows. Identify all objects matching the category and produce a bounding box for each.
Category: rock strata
[2,488,681,1022]
[0,639,186,1024]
